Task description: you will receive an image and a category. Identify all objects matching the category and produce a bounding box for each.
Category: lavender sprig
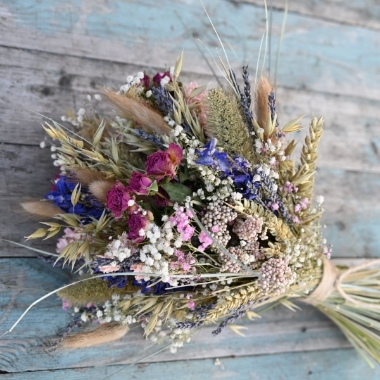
[151,86,174,117]
[242,66,252,109]
[268,90,279,127]
[134,129,166,150]
[230,68,254,132]
[57,305,97,336]
[212,304,246,335]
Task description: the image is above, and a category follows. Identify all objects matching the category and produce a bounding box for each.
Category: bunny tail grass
[59,323,129,349]
[255,76,272,133]
[73,168,110,186]
[21,201,62,218]
[102,89,171,135]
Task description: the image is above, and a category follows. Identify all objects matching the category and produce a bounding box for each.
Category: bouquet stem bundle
[302,259,380,368]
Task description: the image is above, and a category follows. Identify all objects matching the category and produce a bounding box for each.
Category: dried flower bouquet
[5,48,380,367]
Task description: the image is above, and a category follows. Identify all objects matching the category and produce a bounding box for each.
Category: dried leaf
[189,85,207,99]
[282,115,305,133]
[174,51,184,78]
[71,183,82,207]
[228,325,248,337]
[26,228,47,240]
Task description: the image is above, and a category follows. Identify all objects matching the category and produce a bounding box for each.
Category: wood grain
[244,0,380,30]
[1,0,380,101]
[2,349,379,380]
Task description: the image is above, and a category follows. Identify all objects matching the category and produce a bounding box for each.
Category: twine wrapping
[303,258,340,306]
[304,257,380,308]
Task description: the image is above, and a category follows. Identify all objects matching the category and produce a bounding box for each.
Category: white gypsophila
[316,195,325,205]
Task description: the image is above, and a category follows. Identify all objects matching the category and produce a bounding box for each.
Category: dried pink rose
[128,213,149,243]
[167,143,183,166]
[106,181,131,219]
[145,153,173,181]
[127,172,153,195]
[145,144,183,182]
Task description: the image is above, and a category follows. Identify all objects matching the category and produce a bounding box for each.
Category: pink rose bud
[127,172,153,195]
[106,181,131,219]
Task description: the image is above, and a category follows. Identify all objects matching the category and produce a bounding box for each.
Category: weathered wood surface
[0,0,379,377]
[0,258,350,372]
[2,349,380,380]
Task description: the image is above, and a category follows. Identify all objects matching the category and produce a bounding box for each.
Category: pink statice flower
[322,245,332,259]
[131,263,145,280]
[62,298,71,310]
[198,231,213,252]
[106,181,131,219]
[56,227,83,253]
[170,249,195,272]
[294,198,309,213]
[127,172,153,195]
[188,300,195,310]
[281,181,298,194]
[169,207,195,241]
[184,81,208,126]
[99,262,121,273]
[292,216,301,224]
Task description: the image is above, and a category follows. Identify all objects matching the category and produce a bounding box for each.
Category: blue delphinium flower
[196,139,261,200]
[195,139,291,222]
[45,175,104,224]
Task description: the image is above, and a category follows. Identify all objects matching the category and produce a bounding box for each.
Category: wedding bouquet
[7,49,380,367]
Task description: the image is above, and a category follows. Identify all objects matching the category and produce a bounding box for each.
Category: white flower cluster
[138,220,179,284]
[105,232,132,262]
[254,137,286,161]
[97,294,137,325]
[118,71,145,94]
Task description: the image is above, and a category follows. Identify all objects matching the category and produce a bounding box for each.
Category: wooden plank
[0,258,350,372]
[1,46,380,175]
[244,0,380,30]
[1,143,379,258]
[1,0,380,101]
[2,348,380,379]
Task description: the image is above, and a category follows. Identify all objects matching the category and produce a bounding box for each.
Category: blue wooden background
[0,0,380,378]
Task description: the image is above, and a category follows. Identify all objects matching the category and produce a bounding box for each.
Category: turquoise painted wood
[0,258,351,372]
[1,0,380,378]
[2,0,380,101]
[2,349,379,380]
